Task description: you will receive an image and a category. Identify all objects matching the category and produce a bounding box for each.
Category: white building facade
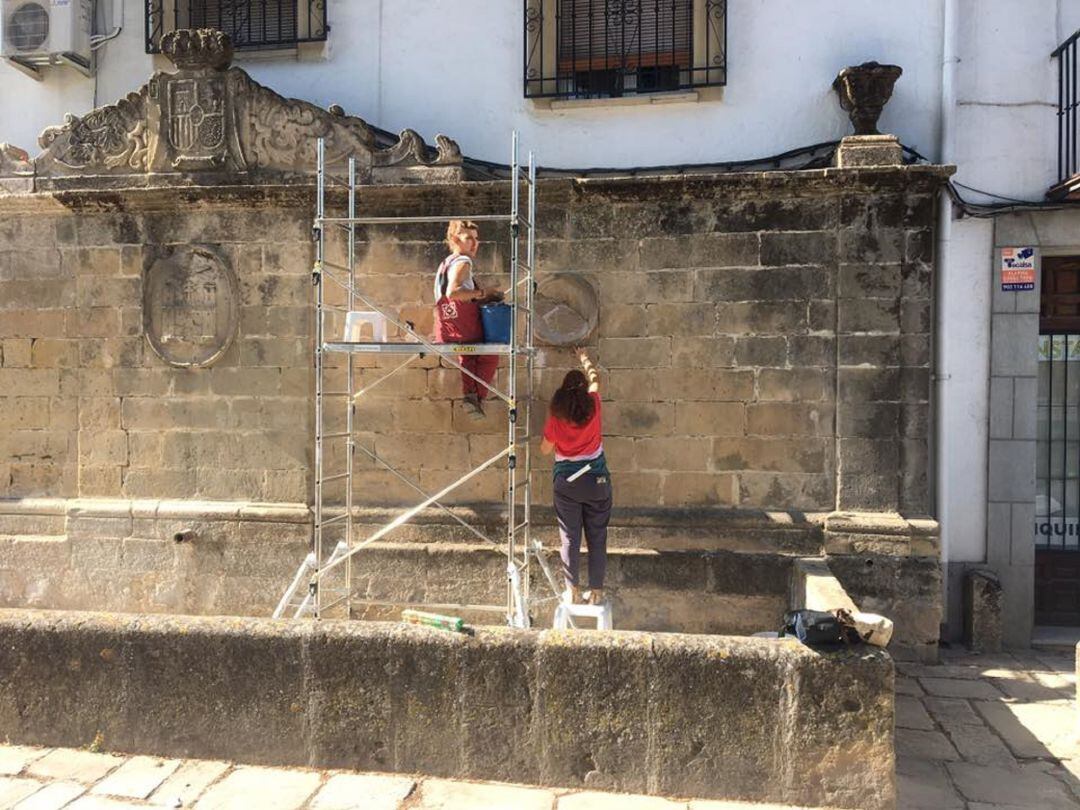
[2,0,1079,646]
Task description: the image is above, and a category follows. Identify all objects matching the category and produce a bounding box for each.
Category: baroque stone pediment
[7,29,461,188]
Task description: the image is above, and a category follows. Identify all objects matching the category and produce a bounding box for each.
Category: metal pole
[507,130,521,626]
[345,156,357,617]
[314,136,326,617]
[524,149,537,612]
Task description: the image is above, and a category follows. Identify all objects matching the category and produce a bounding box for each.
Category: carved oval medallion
[535,274,599,346]
[143,245,238,368]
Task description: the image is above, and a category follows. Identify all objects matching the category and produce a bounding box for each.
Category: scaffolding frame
[275,133,563,627]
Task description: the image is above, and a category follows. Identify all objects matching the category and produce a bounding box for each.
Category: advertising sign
[1001,247,1037,291]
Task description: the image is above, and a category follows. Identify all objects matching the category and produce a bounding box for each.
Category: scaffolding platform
[274,132,559,628]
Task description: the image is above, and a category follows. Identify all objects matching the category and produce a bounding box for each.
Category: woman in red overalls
[433,220,502,419]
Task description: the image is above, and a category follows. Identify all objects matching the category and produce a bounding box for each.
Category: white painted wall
[935,0,1080,571]
[1,0,945,166]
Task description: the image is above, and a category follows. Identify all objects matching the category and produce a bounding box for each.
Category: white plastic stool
[554,593,613,630]
[344,310,388,342]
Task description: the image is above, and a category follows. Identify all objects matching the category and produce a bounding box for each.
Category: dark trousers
[461,354,499,399]
[554,473,613,589]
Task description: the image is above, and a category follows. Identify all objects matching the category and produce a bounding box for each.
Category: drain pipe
[933,0,959,632]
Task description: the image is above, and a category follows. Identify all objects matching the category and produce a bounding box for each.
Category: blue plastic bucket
[480,303,513,344]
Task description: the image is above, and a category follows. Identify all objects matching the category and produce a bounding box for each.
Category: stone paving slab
[149,758,231,807]
[922,696,983,729]
[26,750,124,784]
[13,780,86,810]
[0,775,47,808]
[896,728,960,761]
[918,676,1006,700]
[894,759,964,810]
[90,755,180,799]
[895,675,924,696]
[0,747,48,777]
[309,773,416,810]
[974,700,1078,759]
[193,766,323,810]
[411,778,556,810]
[946,761,1078,809]
[66,797,146,809]
[895,695,934,730]
[559,791,688,809]
[945,722,1017,766]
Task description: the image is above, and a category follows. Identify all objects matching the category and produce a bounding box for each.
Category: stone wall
[0,609,896,809]
[0,166,945,514]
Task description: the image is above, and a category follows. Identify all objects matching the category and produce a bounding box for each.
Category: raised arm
[578,348,600,394]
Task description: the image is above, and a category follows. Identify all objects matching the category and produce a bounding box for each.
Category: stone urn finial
[161,28,234,71]
[833,62,903,135]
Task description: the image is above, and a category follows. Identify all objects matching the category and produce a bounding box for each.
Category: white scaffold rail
[275,132,557,627]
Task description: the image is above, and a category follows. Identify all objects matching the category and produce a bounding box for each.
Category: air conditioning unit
[1,0,93,74]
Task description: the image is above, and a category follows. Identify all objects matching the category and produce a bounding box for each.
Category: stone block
[1,309,67,339]
[990,313,1038,377]
[837,335,899,366]
[713,437,829,474]
[836,473,897,512]
[786,335,833,367]
[644,303,716,336]
[633,438,710,471]
[987,440,1035,502]
[746,403,832,436]
[838,298,900,334]
[30,339,78,368]
[696,266,832,302]
[209,368,282,397]
[837,366,899,403]
[90,756,180,800]
[660,472,739,505]
[597,303,646,336]
[838,438,898,475]
[0,397,52,429]
[900,298,931,334]
[716,301,808,335]
[0,369,60,397]
[759,231,835,267]
[597,337,670,368]
[835,135,903,167]
[61,247,122,276]
[840,227,905,264]
[838,263,902,299]
[673,402,745,436]
[963,570,1003,654]
[639,233,759,270]
[28,749,125,783]
[733,336,787,367]
[592,269,695,305]
[738,471,833,510]
[758,368,828,402]
[669,337,736,368]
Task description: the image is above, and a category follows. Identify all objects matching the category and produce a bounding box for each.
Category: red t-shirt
[543,392,603,459]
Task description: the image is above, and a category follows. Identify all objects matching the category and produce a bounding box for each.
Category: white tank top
[434,255,475,300]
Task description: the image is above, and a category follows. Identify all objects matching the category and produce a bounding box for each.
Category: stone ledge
[0,608,895,809]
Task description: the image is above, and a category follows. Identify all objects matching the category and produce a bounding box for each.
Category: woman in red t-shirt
[541,349,612,606]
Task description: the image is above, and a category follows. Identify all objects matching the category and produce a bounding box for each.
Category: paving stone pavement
[0,744,822,810]
[897,647,1080,809]
[0,646,1076,809]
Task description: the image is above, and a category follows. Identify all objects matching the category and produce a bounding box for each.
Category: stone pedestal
[835,135,904,168]
[964,569,1003,653]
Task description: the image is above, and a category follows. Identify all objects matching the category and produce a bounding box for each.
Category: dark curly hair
[550,369,594,425]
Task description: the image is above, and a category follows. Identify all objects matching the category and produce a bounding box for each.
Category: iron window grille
[1053,30,1079,186]
[145,0,328,54]
[524,0,726,99]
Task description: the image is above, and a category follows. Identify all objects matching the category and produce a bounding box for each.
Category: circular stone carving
[143,245,239,368]
[534,274,599,346]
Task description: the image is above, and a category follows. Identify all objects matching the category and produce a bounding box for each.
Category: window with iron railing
[524,0,726,100]
[1053,30,1079,187]
[145,0,328,54]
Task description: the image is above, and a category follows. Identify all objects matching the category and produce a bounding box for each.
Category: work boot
[565,584,583,605]
[462,393,484,420]
[587,588,604,606]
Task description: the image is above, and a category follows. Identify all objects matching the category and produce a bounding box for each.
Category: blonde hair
[445,220,479,251]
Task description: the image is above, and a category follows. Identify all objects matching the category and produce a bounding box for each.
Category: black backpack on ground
[780,609,861,647]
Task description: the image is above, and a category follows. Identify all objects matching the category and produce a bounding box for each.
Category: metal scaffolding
[274,133,561,627]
